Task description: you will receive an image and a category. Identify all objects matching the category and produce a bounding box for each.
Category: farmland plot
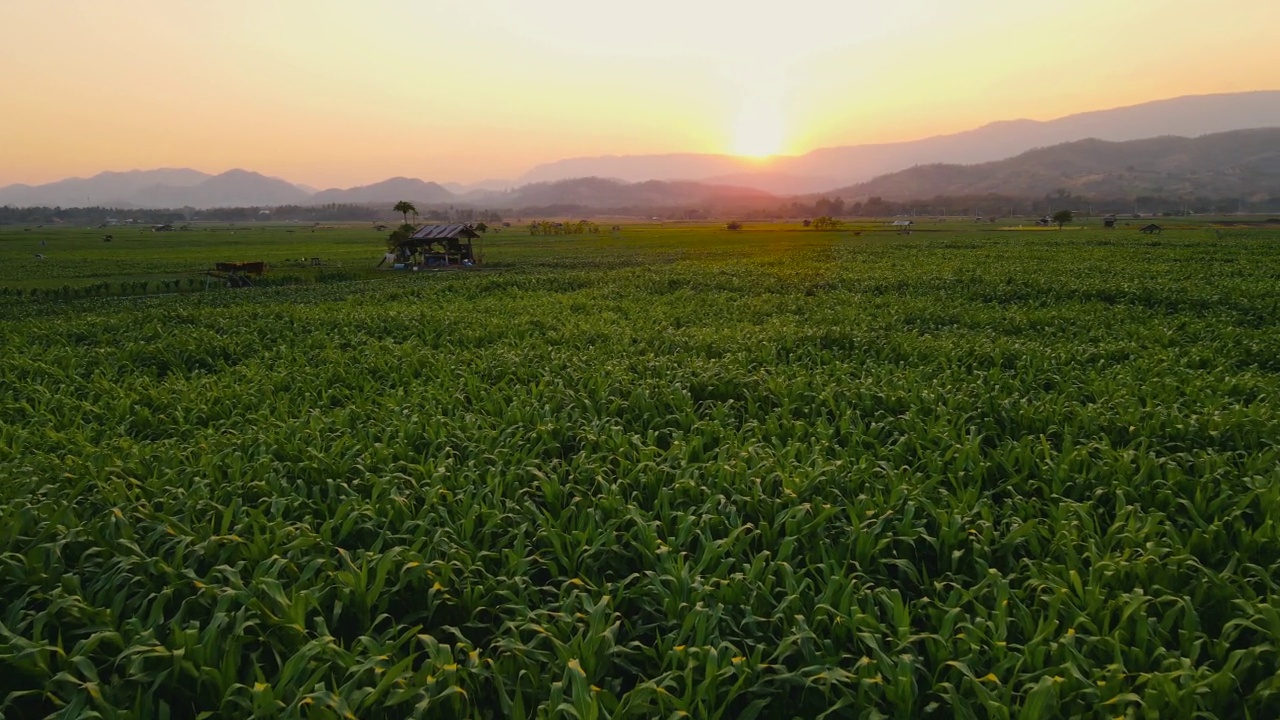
[2,230,1279,718]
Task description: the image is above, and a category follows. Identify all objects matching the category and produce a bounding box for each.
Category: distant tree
[387,225,413,250]
[812,216,843,231]
[393,201,417,225]
[1052,209,1073,229]
[726,221,743,231]
[814,197,846,218]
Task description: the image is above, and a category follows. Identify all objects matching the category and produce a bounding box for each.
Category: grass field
[2,223,1280,718]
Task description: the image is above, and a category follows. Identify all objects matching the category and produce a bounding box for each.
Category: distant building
[891,220,914,227]
[1140,224,1163,234]
[387,223,481,267]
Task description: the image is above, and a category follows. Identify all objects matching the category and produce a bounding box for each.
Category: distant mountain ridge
[0,168,212,207]
[829,128,1280,201]
[518,91,1280,193]
[140,170,312,208]
[0,168,311,208]
[2,91,1278,208]
[478,177,777,210]
[311,177,453,205]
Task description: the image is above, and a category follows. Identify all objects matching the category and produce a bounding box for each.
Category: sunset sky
[1,0,1277,188]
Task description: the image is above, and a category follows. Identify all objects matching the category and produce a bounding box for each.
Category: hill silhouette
[828,129,1280,201]
[519,91,1280,193]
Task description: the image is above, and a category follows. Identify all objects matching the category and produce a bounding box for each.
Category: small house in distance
[1103,215,1117,228]
[389,223,480,267]
[1140,224,1163,234]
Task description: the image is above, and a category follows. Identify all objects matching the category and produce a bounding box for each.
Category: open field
[3,224,1280,717]
[0,223,391,292]
[0,218,1263,291]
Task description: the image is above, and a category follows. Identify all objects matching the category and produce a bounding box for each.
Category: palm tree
[393,201,417,226]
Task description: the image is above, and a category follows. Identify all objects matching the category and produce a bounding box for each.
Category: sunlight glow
[0,0,1276,186]
[732,107,785,157]
[727,61,788,158]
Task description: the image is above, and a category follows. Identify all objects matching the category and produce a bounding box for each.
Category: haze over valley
[4,92,1279,211]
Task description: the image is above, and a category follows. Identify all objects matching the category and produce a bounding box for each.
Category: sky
[1,0,1277,188]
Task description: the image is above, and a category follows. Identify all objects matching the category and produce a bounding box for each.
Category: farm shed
[208,261,265,288]
[1140,224,1163,234]
[390,223,480,267]
[891,220,914,227]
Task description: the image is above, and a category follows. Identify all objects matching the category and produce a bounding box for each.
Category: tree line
[756,192,1280,220]
[0,204,504,226]
[3,192,1278,227]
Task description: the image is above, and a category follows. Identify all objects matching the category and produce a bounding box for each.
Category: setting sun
[0,0,1275,187]
[731,99,786,157]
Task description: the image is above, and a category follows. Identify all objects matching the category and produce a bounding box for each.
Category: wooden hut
[392,224,481,267]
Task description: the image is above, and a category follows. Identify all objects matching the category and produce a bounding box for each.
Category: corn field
[2,229,1279,718]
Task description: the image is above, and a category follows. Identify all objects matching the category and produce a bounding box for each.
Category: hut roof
[409,223,480,241]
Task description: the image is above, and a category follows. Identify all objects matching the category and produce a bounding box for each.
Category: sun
[731,104,785,158]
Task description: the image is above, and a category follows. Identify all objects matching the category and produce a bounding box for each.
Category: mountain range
[479,177,777,211]
[1,91,1278,210]
[830,128,1280,202]
[516,91,1280,194]
[0,168,311,209]
[310,177,454,205]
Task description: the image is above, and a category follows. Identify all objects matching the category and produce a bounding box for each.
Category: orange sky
[1,0,1277,188]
